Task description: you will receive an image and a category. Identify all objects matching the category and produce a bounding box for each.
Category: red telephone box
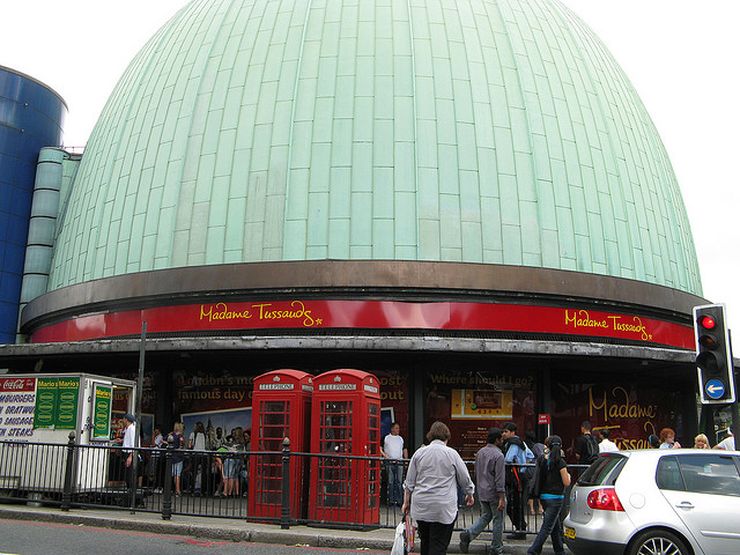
[248,369,313,520]
[308,369,381,526]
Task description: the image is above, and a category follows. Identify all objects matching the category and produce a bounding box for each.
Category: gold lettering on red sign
[251,300,319,327]
[199,302,253,322]
[198,300,321,327]
[565,309,653,341]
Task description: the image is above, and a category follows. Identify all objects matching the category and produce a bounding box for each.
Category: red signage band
[0,377,36,392]
[29,299,694,349]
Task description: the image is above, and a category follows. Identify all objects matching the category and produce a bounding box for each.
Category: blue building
[0,66,66,342]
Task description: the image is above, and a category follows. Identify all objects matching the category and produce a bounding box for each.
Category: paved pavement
[0,503,560,554]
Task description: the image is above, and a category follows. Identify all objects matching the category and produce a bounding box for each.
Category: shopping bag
[390,521,405,555]
[404,512,415,552]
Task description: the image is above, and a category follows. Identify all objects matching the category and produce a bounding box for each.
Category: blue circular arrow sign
[705,379,726,400]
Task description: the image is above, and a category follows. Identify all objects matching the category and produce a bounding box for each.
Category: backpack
[583,434,599,464]
[521,444,537,481]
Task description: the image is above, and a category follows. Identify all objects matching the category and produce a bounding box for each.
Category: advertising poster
[56,377,79,429]
[424,370,537,459]
[374,369,409,439]
[552,377,689,457]
[181,407,252,447]
[92,385,113,440]
[451,389,513,420]
[34,378,57,428]
[33,377,80,430]
[380,407,395,442]
[0,377,36,439]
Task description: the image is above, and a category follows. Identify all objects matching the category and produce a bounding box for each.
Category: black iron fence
[0,437,588,538]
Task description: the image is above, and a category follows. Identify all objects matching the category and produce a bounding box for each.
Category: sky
[2,0,738,331]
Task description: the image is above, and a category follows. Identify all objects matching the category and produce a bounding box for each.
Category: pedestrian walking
[459,427,506,555]
[502,422,533,540]
[121,413,137,490]
[170,422,185,496]
[525,432,545,517]
[402,421,474,555]
[527,435,571,555]
[188,421,207,494]
[381,422,408,506]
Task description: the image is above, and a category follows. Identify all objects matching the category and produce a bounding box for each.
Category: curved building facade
[0,66,66,342]
[48,0,699,293]
[6,0,708,454]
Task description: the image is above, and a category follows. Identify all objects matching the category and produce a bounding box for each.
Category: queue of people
[117,419,251,499]
[400,421,576,555]
[398,420,739,555]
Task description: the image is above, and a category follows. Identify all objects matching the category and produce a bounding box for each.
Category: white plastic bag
[390,521,405,555]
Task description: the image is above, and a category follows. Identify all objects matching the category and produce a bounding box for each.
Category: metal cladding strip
[21,261,707,329]
[0,336,696,363]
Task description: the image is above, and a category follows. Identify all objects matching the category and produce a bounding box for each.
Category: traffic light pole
[729,333,740,446]
[732,371,740,444]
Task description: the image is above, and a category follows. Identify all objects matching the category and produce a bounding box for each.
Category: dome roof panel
[48,0,701,295]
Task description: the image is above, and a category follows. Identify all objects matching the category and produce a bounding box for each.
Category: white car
[563,449,740,555]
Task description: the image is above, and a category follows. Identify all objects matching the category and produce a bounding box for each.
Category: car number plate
[564,526,576,540]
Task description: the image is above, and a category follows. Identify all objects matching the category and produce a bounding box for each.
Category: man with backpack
[502,422,534,540]
[574,421,599,466]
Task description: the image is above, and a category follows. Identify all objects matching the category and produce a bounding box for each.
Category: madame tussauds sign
[32,299,693,349]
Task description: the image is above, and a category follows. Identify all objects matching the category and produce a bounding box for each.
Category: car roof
[597,448,738,459]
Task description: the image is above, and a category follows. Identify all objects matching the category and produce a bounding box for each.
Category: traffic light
[693,304,736,404]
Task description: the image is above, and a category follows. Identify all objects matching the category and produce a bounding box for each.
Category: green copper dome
[48,0,701,295]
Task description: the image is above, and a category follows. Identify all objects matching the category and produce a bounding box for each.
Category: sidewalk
[0,503,553,554]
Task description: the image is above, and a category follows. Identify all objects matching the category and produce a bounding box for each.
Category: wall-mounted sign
[451,389,513,420]
[34,378,58,429]
[30,299,694,349]
[0,377,36,439]
[92,385,112,440]
[33,377,79,430]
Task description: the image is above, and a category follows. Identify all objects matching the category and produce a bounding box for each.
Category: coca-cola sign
[0,378,36,392]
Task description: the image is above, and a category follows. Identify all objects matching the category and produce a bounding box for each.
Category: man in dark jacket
[574,420,599,465]
[459,427,506,554]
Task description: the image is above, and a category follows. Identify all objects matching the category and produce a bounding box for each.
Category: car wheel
[628,530,690,555]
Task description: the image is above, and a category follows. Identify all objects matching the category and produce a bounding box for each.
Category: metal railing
[0,436,588,539]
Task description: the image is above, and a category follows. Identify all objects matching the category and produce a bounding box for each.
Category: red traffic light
[699,315,716,330]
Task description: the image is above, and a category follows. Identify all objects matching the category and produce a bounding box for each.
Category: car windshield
[576,454,626,486]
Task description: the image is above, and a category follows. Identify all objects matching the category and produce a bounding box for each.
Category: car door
[658,453,740,555]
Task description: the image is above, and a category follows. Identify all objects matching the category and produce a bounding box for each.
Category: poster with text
[92,385,113,440]
[0,377,36,439]
[181,407,252,448]
[451,389,513,420]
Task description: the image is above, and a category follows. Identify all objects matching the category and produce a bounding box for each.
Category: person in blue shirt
[528,435,571,555]
[502,422,533,540]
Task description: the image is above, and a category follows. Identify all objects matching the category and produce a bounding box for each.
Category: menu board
[0,377,37,439]
[33,377,79,429]
[34,378,58,428]
[92,385,112,440]
[56,378,79,429]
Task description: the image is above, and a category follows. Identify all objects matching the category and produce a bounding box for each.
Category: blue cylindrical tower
[0,66,66,343]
